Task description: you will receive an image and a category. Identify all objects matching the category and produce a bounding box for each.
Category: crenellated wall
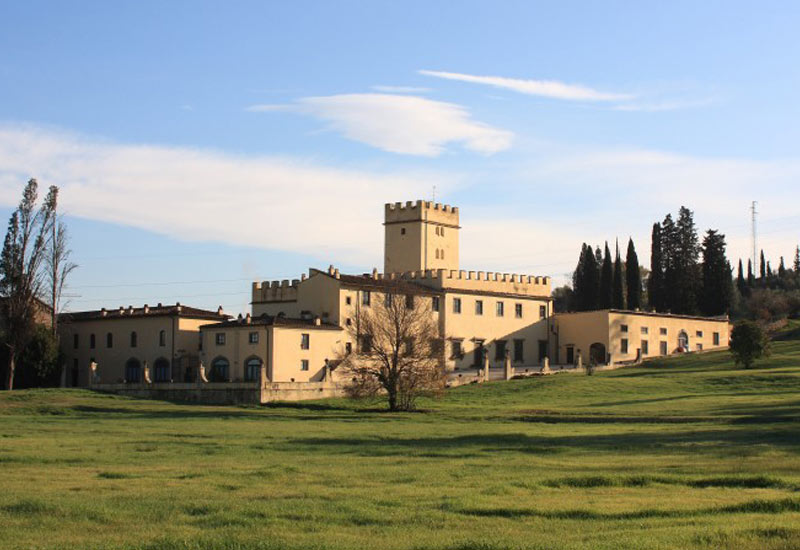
[399,268,550,298]
[384,200,460,274]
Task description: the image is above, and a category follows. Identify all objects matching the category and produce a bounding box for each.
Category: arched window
[435,249,440,259]
[441,227,445,236]
[678,331,689,351]
[153,358,170,382]
[210,357,230,382]
[90,333,96,349]
[441,249,445,259]
[125,358,141,383]
[130,331,137,348]
[244,357,263,382]
[159,330,166,347]
[106,332,113,348]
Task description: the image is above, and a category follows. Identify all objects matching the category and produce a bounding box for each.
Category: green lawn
[1,337,800,550]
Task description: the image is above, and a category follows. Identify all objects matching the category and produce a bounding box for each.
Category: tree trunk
[6,350,15,391]
[387,386,398,411]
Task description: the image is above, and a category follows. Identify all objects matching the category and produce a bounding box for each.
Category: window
[451,339,463,359]
[346,296,352,305]
[400,227,406,235]
[496,301,504,317]
[441,227,445,236]
[538,305,546,318]
[360,334,372,353]
[513,339,524,362]
[475,300,484,315]
[641,327,649,335]
[432,296,440,312]
[696,343,703,351]
[153,358,170,383]
[215,333,226,345]
[73,334,79,349]
[345,342,352,355]
[210,357,229,382]
[405,295,415,309]
[621,338,629,354]
[453,297,462,314]
[346,318,352,326]
[641,340,649,355]
[538,340,548,362]
[159,330,166,347]
[385,293,393,307]
[125,358,141,383]
[566,345,575,365]
[515,303,523,318]
[90,333,96,349]
[473,340,485,366]
[495,340,507,360]
[713,332,720,346]
[362,291,371,306]
[301,333,310,350]
[249,332,259,344]
[696,330,704,338]
[435,249,439,259]
[440,249,444,259]
[621,325,628,333]
[130,331,138,348]
[660,341,668,355]
[106,332,113,348]
[403,338,413,355]
[660,327,667,336]
[245,357,262,381]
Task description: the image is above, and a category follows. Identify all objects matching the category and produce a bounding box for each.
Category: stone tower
[384,200,460,274]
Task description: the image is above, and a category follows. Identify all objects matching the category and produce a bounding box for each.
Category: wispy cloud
[371,85,431,93]
[0,124,460,264]
[612,98,715,112]
[248,93,513,156]
[419,70,633,101]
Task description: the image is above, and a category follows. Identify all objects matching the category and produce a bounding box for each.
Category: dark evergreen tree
[760,250,766,280]
[660,213,679,312]
[648,223,664,311]
[747,259,755,286]
[794,246,800,275]
[779,257,787,279]
[736,259,747,296]
[672,207,700,314]
[599,242,613,309]
[700,230,732,316]
[612,240,625,309]
[572,243,600,311]
[595,246,603,265]
[626,237,642,310]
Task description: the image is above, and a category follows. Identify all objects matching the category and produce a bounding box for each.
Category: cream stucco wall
[384,200,459,274]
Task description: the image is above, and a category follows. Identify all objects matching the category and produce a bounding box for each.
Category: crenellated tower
[384,200,460,274]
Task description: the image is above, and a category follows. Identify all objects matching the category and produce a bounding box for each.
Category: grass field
[1,335,800,549]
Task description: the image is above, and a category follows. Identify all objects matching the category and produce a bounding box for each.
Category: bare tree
[45,188,78,337]
[1,180,56,390]
[339,287,445,411]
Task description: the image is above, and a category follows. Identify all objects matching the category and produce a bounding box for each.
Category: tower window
[441,227,445,236]
[400,227,406,235]
[441,249,444,259]
[435,249,440,259]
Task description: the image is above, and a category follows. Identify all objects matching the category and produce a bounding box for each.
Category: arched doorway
[125,358,141,383]
[678,331,689,351]
[153,358,170,382]
[210,357,229,382]
[244,357,262,382]
[589,343,606,365]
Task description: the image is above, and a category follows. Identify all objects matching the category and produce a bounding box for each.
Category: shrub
[730,320,770,369]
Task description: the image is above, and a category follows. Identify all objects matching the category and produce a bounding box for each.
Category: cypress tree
[626,238,642,310]
[760,250,766,280]
[673,207,700,314]
[700,230,732,316]
[573,243,600,311]
[648,222,664,312]
[747,259,755,286]
[779,257,786,278]
[612,240,625,309]
[661,214,678,312]
[585,245,600,310]
[572,243,588,311]
[599,242,613,309]
[736,259,747,296]
[794,246,800,274]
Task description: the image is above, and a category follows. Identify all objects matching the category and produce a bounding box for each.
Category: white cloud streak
[248,93,513,156]
[419,70,633,101]
[370,85,431,93]
[0,124,460,265]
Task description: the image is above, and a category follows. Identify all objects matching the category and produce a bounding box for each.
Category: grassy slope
[1,336,799,550]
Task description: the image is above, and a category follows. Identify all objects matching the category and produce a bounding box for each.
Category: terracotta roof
[201,314,342,331]
[555,308,729,323]
[59,304,230,322]
[330,272,441,296]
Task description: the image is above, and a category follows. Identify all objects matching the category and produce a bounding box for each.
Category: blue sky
[1,1,798,313]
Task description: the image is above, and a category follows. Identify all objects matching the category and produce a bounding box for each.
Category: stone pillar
[259,361,268,387]
[542,357,551,374]
[576,354,583,371]
[198,362,209,384]
[89,361,98,387]
[504,350,513,380]
[482,348,490,382]
[323,359,332,383]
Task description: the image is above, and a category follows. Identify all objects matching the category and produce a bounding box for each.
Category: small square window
[301,359,309,371]
[400,227,406,235]
[475,300,483,315]
[346,296,352,305]
[696,330,703,338]
[216,333,226,346]
[621,324,628,333]
[346,318,352,326]
[362,291,371,306]
[696,343,703,351]
[516,304,524,318]
[453,297,462,314]
[496,302,504,317]
[345,342,352,355]
[451,339,463,359]
[641,340,649,355]
[301,333,310,350]
[249,332,259,344]
[621,338,629,354]
[660,327,667,336]
[641,327,649,335]
[432,296,440,312]
[538,305,545,318]
[713,332,720,346]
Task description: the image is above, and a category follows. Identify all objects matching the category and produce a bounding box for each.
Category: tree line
[1,179,76,390]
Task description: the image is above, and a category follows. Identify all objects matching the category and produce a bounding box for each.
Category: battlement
[252,277,302,303]
[385,199,460,227]
[396,269,550,298]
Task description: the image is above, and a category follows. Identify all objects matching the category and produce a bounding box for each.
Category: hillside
[1,337,799,550]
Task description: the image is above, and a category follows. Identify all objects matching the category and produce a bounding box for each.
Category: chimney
[119,306,124,315]
[334,268,340,279]
[245,313,251,324]
[313,316,321,326]
[127,305,134,315]
[101,308,107,317]
[217,305,224,316]
[237,313,243,322]
[328,265,335,275]
[372,267,378,280]
[143,304,149,314]
[157,302,163,308]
